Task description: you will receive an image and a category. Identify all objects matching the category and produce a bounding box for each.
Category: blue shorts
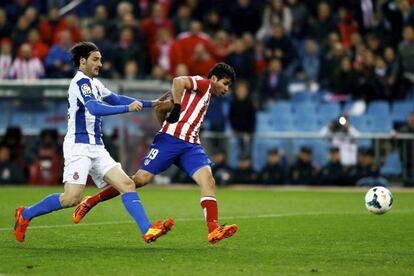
[140,132,212,177]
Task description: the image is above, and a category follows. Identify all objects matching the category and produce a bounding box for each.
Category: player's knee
[121,178,136,192]
[133,171,152,187]
[60,193,82,207]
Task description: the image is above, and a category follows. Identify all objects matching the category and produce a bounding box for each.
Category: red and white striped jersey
[9,57,44,79]
[160,75,211,144]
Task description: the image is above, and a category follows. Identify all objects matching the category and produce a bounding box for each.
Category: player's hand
[128,101,143,112]
[166,103,181,123]
[157,90,172,102]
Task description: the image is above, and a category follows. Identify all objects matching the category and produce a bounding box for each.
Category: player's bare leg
[15,183,85,242]
[192,166,238,244]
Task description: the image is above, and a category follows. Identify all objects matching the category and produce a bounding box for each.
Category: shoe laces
[77,203,91,217]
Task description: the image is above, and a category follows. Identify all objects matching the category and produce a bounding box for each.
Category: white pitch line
[1,210,411,232]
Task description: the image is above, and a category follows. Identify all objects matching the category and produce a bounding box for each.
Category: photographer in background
[320,115,360,167]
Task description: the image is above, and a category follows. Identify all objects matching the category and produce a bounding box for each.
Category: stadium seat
[269,101,292,116]
[271,115,295,131]
[318,103,341,121]
[391,100,414,124]
[367,100,390,117]
[291,91,315,102]
[293,112,319,131]
[380,151,402,176]
[349,115,369,132]
[292,102,317,118]
[256,111,273,132]
[367,115,392,133]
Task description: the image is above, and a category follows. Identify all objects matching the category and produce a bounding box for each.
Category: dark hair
[208,62,236,83]
[70,41,99,67]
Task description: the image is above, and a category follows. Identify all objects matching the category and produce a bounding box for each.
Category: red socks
[86,185,120,207]
[200,197,219,233]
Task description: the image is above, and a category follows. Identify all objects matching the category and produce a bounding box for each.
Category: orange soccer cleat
[143,218,174,243]
[73,196,92,224]
[208,224,238,244]
[14,207,30,242]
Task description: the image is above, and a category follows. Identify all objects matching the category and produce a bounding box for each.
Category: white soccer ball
[364,186,393,214]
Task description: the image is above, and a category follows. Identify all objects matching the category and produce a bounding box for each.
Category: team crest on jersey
[73,171,79,180]
[81,83,92,95]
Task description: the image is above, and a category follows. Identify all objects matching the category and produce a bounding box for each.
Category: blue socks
[121,192,151,234]
[22,193,62,221]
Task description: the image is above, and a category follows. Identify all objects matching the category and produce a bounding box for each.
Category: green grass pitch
[0,185,413,275]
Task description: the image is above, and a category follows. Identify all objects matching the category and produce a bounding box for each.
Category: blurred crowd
[1,0,414,102]
[1,0,414,186]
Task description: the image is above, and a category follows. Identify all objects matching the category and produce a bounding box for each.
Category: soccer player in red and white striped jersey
[9,43,44,80]
[73,63,239,244]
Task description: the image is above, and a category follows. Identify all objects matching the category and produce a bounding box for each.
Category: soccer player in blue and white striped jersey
[14,42,173,243]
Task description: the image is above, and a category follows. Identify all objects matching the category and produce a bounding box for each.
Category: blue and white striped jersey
[64,71,111,145]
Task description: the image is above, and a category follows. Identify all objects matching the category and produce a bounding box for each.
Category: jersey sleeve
[76,78,96,104]
[187,76,210,94]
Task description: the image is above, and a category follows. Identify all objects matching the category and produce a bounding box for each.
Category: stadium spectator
[308,2,338,45]
[0,8,13,40]
[211,30,231,62]
[205,95,228,150]
[188,43,216,77]
[53,14,81,44]
[148,64,169,81]
[224,38,255,84]
[140,3,174,52]
[337,6,359,49]
[331,56,356,97]
[173,63,189,77]
[366,33,383,56]
[384,46,402,99]
[257,0,293,40]
[346,148,379,186]
[90,24,113,78]
[203,9,226,36]
[172,5,192,35]
[27,29,49,61]
[9,43,44,79]
[398,25,414,99]
[149,28,182,77]
[320,115,360,167]
[287,0,308,40]
[124,60,142,80]
[0,144,25,185]
[230,0,261,37]
[259,148,286,185]
[322,40,347,89]
[253,39,267,76]
[263,23,298,77]
[176,20,215,68]
[0,38,12,79]
[92,5,110,32]
[24,6,39,29]
[211,150,233,186]
[11,15,30,50]
[232,155,259,184]
[297,39,320,84]
[318,147,347,186]
[5,0,28,24]
[288,146,318,185]
[382,0,414,47]
[1,127,26,172]
[255,58,288,109]
[111,27,143,78]
[44,30,73,78]
[38,6,60,46]
[229,80,256,159]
